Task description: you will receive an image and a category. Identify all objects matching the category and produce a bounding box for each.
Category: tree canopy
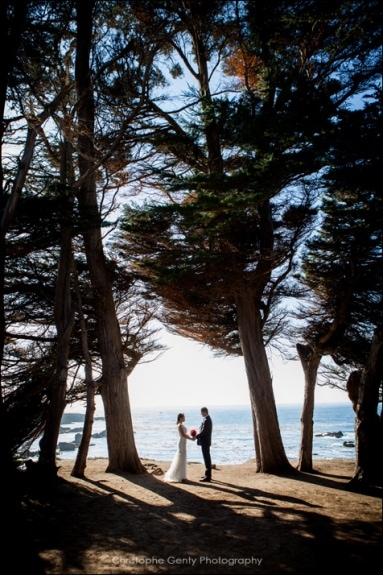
[0,0,381,479]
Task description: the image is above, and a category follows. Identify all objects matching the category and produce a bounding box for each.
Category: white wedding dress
[164,423,188,482]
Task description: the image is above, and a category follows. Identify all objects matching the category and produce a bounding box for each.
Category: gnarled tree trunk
[71,258,96,478]
[296,343,321,472]
[236,293,292,473]
[349,327,382,488]
[75,0,144,473]
[38,142,75,475]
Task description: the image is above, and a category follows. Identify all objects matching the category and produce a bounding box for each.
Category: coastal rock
[61,413,85,424]
[60,426,83,434]
[61,412,105,424]
[314,431,343,438]
[74,433,83,446]
[58,442,77,451]
[343,441,355,448]
[92,430,106,438]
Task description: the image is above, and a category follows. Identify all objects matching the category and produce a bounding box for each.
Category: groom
[196,407,213,482]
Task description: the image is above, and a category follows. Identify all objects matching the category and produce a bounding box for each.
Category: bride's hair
[177,413,184,423]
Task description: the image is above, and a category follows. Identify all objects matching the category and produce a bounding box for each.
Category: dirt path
[20,458,382,574]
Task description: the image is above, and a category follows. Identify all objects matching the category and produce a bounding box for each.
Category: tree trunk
[349,327,383,488]
[296,343,321,472]
[75,0,144,473]
[346,370,360,411]
[38,230,74,473]
[39,144,75,474]
[71,259,96,478]
[236,293,292,473]
[72,378,96,478]
[250,400,261,472]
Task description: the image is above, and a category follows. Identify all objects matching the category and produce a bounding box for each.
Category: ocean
[30,402,360,465]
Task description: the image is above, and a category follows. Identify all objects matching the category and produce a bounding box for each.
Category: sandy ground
[17,458,382,574]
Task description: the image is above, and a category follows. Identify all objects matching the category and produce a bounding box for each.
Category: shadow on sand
[18,463,382,574]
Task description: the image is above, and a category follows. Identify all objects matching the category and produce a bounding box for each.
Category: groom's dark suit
[196,414,213,480]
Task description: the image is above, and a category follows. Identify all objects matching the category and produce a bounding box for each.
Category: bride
[164,413,195,483]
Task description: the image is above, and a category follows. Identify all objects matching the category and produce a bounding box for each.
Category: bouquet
[189,429,197,437]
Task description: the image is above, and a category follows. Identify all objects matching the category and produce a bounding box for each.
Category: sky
[125,329,350,409]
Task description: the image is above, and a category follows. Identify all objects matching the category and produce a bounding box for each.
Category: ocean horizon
[28,402,362,465]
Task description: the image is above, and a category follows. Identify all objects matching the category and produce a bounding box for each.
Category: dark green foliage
[299,98,383,368]
[4,351,54,454]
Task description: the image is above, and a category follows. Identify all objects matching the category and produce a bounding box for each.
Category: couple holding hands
[164,407,212,484]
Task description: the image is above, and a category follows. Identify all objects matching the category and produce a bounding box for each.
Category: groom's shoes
[199,476,211,482]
